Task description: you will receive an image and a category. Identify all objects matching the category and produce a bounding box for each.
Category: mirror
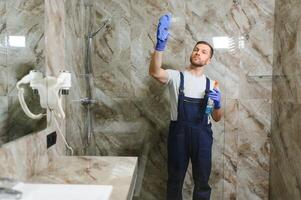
[0,0,46,146]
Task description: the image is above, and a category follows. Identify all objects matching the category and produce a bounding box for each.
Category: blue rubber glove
[208,89,221,109]
[155,14,171,51]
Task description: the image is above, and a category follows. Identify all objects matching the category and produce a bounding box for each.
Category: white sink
[12,183,113,200]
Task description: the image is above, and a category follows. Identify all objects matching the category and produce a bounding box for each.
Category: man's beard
[190,57,206,67]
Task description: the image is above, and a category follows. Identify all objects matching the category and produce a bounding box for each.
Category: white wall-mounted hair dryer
[16,70,71,119]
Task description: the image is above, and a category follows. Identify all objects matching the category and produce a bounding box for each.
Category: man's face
[190,43,212,67]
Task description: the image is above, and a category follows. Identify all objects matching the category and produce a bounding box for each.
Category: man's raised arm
[149,14,171,84]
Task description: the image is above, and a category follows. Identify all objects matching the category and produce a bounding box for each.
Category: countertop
[27,156,138,200]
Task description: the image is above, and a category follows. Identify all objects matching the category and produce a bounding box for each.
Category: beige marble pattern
[44,0,67,156]
[0,133,137,200]
[0,126,64,180]
[223,99,239,200]
[270,0,301,199]
[29,156,138,200]
[93,0,132,98]
[45,0,65,75]
[237,99,271,200]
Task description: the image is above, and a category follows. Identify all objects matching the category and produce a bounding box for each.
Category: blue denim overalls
[167,72,213,200]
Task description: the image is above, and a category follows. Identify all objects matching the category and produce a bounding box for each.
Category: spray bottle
[205,81,219,114]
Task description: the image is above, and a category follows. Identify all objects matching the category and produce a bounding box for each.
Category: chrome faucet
[0,178,22,200]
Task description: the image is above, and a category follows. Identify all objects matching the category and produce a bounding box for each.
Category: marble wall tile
[209,120,225,200]
[273,0,301,78]
[45,0,65,75]
[0,125,62,180]
[237,132,270,200]
[44,0,67,155]
[237,151,269,200]
[238,99,271,135]
[216,53,240,99]
[270,0,301,199]
[223,99,239,200]
[239,58,272,100]
[237,0,274,100]
[272,75,297,103]
[238,99,270,200]
[92,0,132,99]
[270,103,301,200]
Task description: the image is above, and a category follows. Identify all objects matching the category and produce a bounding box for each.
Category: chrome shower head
[89,19,111,38]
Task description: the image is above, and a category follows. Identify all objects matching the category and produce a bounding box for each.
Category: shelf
[246,74,288,81]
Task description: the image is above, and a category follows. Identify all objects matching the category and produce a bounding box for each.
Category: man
[149,14,222,200]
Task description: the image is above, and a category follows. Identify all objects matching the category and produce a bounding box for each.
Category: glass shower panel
[90,0,134,153]
[65,0,96,155]
[232,0,273,199]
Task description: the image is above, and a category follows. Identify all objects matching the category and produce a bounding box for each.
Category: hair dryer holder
[16,70,71,119]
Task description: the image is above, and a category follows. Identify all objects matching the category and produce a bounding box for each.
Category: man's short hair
[195,41,214,58]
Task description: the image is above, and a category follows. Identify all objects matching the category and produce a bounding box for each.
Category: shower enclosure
[80,18,110,152]
[66,1,111,155]
[65,0,273,199]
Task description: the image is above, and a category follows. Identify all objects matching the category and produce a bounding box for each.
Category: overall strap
[205,77,210,96]
[200,77,211,118]
[177,72,185,121]
[179,72,184,95]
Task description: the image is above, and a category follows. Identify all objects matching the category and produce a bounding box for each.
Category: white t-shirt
[166,69,215,121]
